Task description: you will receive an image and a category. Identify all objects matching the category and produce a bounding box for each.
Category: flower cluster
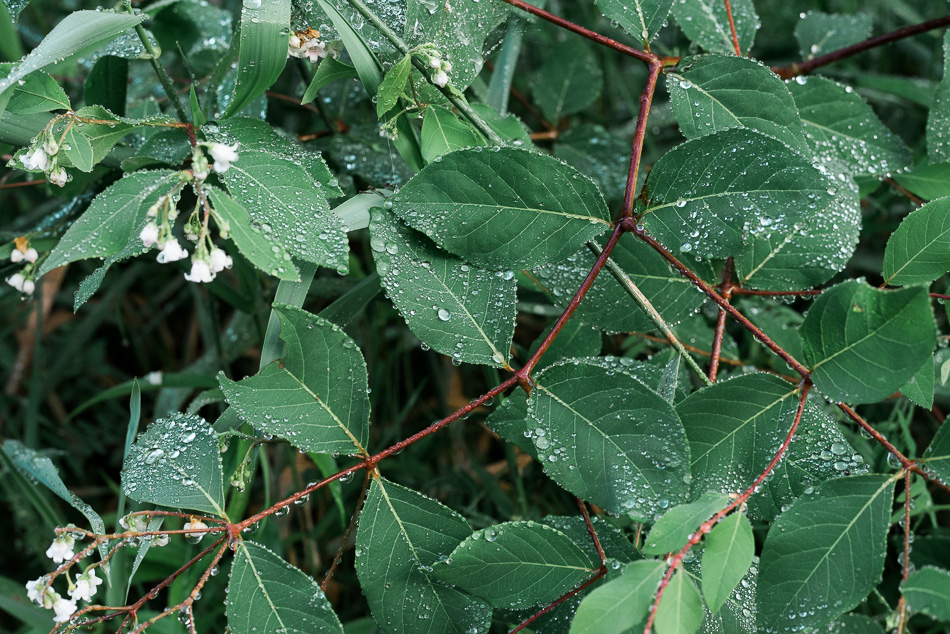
[25,533,101,624]
[288,28,327,62]
[5,237,40,296]
[427,53,453,88]
[192,142,239,181]
[18,131,68,187]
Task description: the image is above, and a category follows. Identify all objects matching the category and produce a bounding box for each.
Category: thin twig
[723,0,742,55]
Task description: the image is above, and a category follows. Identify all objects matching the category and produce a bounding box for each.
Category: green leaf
[825,614,886,634]
[39,170,178,276]
[654,569,704,634]
[643,491,730,555]
[758,475,896,632]
[2,0,30,23]
[85,56,128,117]
[228,541,344,634]
[219,304,370,456]
[302,56,358,105]
[526,319,602,373]
[787,76,911,177]
[554,123,632,208]
[356,477,491,633]
[70,105,157,164]
[62,123,94,172]
[901,354,935,410]
[485,390,535,457]
[0,10,146,112]
[794,11,872,60]
[667,54,808,153]
[420,105,485,164]
[671,0,759,55]
[894,160,950,200]
[529,359,691,518]
[922,422,950,486]
[207,187,299,281]
[391,147,610,269]
[120,412,225,516]
[902,567,950,620]
[0,67,69,114]
[535,233,712,333]
[313,0,383,94]
[569,560,666,634]
[640,129,834,260]
[800,281,935,404]
[595,0,674,43]
[928,31,950,164]
[531,39,603,123]
[884,199,950,286]
[376,53,411,117]
[222,0,290,117]
[701,512,754,613]
[369,208,516,367]
[432,521,598,609]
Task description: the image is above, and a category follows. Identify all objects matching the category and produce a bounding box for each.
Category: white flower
[49,167,68,187]
[140,223,160,248]
[10,249,24,263]
[429,57,442,69]
[153,534,170,547]
[432,71,449,87]
[209,248,232,273]
[119,513,149,532]
[156,240,188,264]
[289,34,302,49]
[306,42,327,63]
[46,534,75,564]
[24,248,38,263]
[21,147,48,171]
[183,519,208,532]
[69,570,102,603]
[144,371,163,386]
[44,139,59,156]
[442,60,452,72]
[184,258,215,283]
[21,279,35,295]
[51,596,76,623]
[26,577,51,606]
[209,143,239,173]
[288,34,307,58]
[6,273,26,292]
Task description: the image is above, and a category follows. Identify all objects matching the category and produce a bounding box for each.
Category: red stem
[709,258,734,383]
[509,568,607,634]
[577,498,606,564]
[723,0,742,55]
[621,62,662,218]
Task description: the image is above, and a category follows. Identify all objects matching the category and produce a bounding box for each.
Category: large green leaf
[355,477,491,633]
[894,161,950,201]
[787,75,911,177]
[758,475,895,632]
[701,512,754,614]
[902,567,950,621]
[39,170,178,276]
[654,569,704,634]
[642,491,730,555]
[671,0,759,55]
[639,128,834,260]
[927,31,950,164]
[800,281,935,404]
[794,11,872,60]
[595,0,674,43]
[228,541,343,633]
[528,359,691,519]
[218,304,370,456]
[369,208,516,367]
[389,147,611,269]
[667,54,808,153]
[883,198,950,286]
[569,560,666,634]
[531,39,603,123]
[0,10,146,112]
[420,105,485,164]
[120,413,225,516]
[221,0,290,117]
[432,521,598,609]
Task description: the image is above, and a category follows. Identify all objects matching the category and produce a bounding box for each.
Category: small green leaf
[120,413,225,516]
[701,512,754,613]
[529,359,691,518]
[801,281,935,404]
[222,0,290,117]
[369,208,516,367]
[376,53,411,117]
[902,567,950,620]
[356,477,491,633]
[922,422,950,486]
[189,85,206,126]
[595,0,674,43]
[884,199,950,286]
[219,304,370,456]
[420,104,485,163]
[569,560,666,634]
[432,521,598,609]
[302,56,358,105]
[759,475,895,632]
[928,31,950,164]
[228,541,344,634]
[207,187,299,281]
[794,11,872,59]
[901,354,935,410]
[62,124,94,172]
[1,67,70,114]
[390,146,611,269]
[894,160,950,200]
[531,39,603,123]
[654,569,704,634]
[671,0,759,55]
[485,391,534,457]
[642,491,730,555]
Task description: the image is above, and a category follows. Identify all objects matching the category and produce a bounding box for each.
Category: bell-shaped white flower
[21,279,35,295]
[69,570,102,603]
[45,534,75,564]
[10,249,24,263]
[44,139,59,156]
[23,248,38,263]
[140,223,160,248]
[156,239,188,264]
[432,70,449,87]
[209,248,233,273]
[6,273,26,292]
[442,60,452,72]
[51,596,77,623]
[49,167,68,187]
[26,577,52,606]
[183,519,208,532]
[21,147,48,172]
[429,56,442,69]
[184,258,215,283]
[209,143,239,173]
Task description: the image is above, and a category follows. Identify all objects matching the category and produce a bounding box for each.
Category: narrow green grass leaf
[222,0,290,117]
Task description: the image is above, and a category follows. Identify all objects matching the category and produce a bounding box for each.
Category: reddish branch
[577,499,607,564]
[509,569,607,633]
[709,258,734,383]
[723,0,742,56]
[621,62,662,218]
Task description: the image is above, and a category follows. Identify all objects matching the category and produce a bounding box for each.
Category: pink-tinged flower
[45,534,75,564]
[69,570,102,603]
[209,142,239,173]
[49,167,68,187]
[432,71,449,87]
[156,239,188,263]
[209,248,233,273]
[140,223,160,248]
[184,259,215,283]
[51,596,76,623]
[307,42,327,63]
[23,247,38,263]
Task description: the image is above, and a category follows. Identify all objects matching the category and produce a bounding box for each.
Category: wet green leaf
[531,39,603,123]
[222,0,289,117]
[643,491,730,555]
[420,105,485,164]
[569,560,666,634]
[794,11,872,60]
[701,512,754,613]
[902,567,950,620]
[596,0,674,43]
[655,569,704,634]
[671,0,759,55]
[884,198,950,286]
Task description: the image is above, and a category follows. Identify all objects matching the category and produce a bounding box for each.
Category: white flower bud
[432,71,449,87]
[49,167,68,187]
[184,258,215,283]
[6,273,25,292]
[209,142,239,173]
[429,57,442,69]
[22,279,35,295]
[24,248,38,263]
[442,60,452,72]
[20,147,48,172]
[140,223,160,248]
[52,597,77,623]
[44,139,59,156]
[209,248,233,273]
[10,249,24,263]
[156,239,188,263]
